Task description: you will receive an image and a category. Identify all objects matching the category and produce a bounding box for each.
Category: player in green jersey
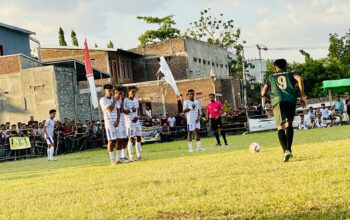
[261,59,307,162]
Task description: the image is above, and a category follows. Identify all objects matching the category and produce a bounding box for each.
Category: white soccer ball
[249,142,261,153]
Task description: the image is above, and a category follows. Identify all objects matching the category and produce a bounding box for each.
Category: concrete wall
[0,66,59,123]
[185,37,229,79]
[0,27,31,56]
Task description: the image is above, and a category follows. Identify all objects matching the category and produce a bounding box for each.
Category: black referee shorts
[210,117,222,131]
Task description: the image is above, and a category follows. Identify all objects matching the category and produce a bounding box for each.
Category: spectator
[320,103,333,125]
[315,113,327,128]
[298,115,307,130]
[151,114,160,126]
[265,101,273,118]
[37,122,45,140]
[168,114,176,130]
[145,106,152,118]
[10,125,19,136]
[28,116,38,126]
[332,96,344,124]
[307,107,316,124]
[175,113,182,127]
[223,100,231,113]
[346,94,350,123]
[160,114,167,125]
[5,122,10,130]
[160,123,171,142]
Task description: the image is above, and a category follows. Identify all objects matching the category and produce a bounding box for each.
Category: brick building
[40,37,241,114]
[129,36,241,114]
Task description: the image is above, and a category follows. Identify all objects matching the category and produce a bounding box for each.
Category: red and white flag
[84,38,99,109]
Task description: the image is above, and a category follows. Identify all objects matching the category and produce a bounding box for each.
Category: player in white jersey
[183,89,203,152]
[100,84,120,165]
[114,86,129,163]
[123,87,143,161]
[44,109,56,161]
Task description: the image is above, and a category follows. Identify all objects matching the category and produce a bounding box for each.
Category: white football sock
[135,142,141,158]
[109,151,115,161]
[50,147,55,159]
[116,150,122,161]
[197,141,202,150]
[188,142,193,152]
[47,148,50,160]
[127,142,133,160]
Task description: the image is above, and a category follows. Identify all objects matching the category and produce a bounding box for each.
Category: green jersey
[266,71,298,107]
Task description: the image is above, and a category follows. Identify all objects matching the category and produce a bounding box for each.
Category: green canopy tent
[323,78,350,103]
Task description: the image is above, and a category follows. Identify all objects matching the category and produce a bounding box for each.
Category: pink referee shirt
[206,101,223,119]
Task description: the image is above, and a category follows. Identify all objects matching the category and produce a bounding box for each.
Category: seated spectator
[298,115,307,130]
[315,113,327,128]
[160,123,171,142]
[307,107,316,124]
[151,114,160,126]
[332,96,344,124]
[320,103,333,125]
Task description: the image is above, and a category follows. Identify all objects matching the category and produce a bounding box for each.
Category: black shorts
[210,117,222,130]
[273,102,296,126]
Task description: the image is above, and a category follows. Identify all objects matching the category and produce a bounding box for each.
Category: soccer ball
[249,143,261,153]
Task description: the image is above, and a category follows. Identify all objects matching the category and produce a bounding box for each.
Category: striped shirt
[100,97,119,128]
[124,98,139,125]
[184,99,200,124]
[45,118,55,137]
[117,99,126,127]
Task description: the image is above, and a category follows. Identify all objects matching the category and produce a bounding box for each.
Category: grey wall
[0,27,31,56]
[54,67,102,122]
[185,37,230,79]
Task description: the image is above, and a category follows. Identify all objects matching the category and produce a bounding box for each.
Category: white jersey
[100,97,119,128]
[45,118,55,137]
[320,108,331,118]
[117,99,126,128]
[168,117,176,127]
[184,99,200,124]
[124,97,140,126]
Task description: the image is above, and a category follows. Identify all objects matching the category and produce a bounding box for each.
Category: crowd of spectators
[0,116,104,160]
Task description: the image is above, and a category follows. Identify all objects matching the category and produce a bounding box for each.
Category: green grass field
[1,126,349,220]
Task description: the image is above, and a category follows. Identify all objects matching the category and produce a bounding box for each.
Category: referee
[206,94,228,146]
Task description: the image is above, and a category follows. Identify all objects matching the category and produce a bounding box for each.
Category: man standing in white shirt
[100,84,120,165]
[168,114,176,130]
[44,109,56,161]
[183,89,203,153]
[124,87,143,161]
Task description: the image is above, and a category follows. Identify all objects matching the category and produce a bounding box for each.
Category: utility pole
[256,44,268,107]
[242,45,247,109]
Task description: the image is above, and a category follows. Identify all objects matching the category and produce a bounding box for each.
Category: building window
[198,59,202,64]
[0,45,3,56]
[220,64,224,68]
[208,62,211,66]
[212,62,215,66]
[193,57,197,62]
[203,60,206,65]
[216,63,219,67]
[225,64,228,68]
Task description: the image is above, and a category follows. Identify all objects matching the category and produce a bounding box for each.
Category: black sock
[221,131,227,144]
[214,132,221,144]
[286,126,294,152]
[278,129,287,152]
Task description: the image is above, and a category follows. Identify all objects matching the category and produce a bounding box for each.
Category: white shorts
[187,122,200,132]
[116,125,127,139]
[46,136,54,145]
[105,127,117,141]
[126,123,142,138]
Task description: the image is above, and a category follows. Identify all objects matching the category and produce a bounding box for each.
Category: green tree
[71,30,79,47]
[107,40,114,48]
[186,8,241,49]
[58,27,67,46]
[136,15,180,47]
[187,8,242,79]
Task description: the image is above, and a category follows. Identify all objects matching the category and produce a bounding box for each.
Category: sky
[1,0,349,62]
